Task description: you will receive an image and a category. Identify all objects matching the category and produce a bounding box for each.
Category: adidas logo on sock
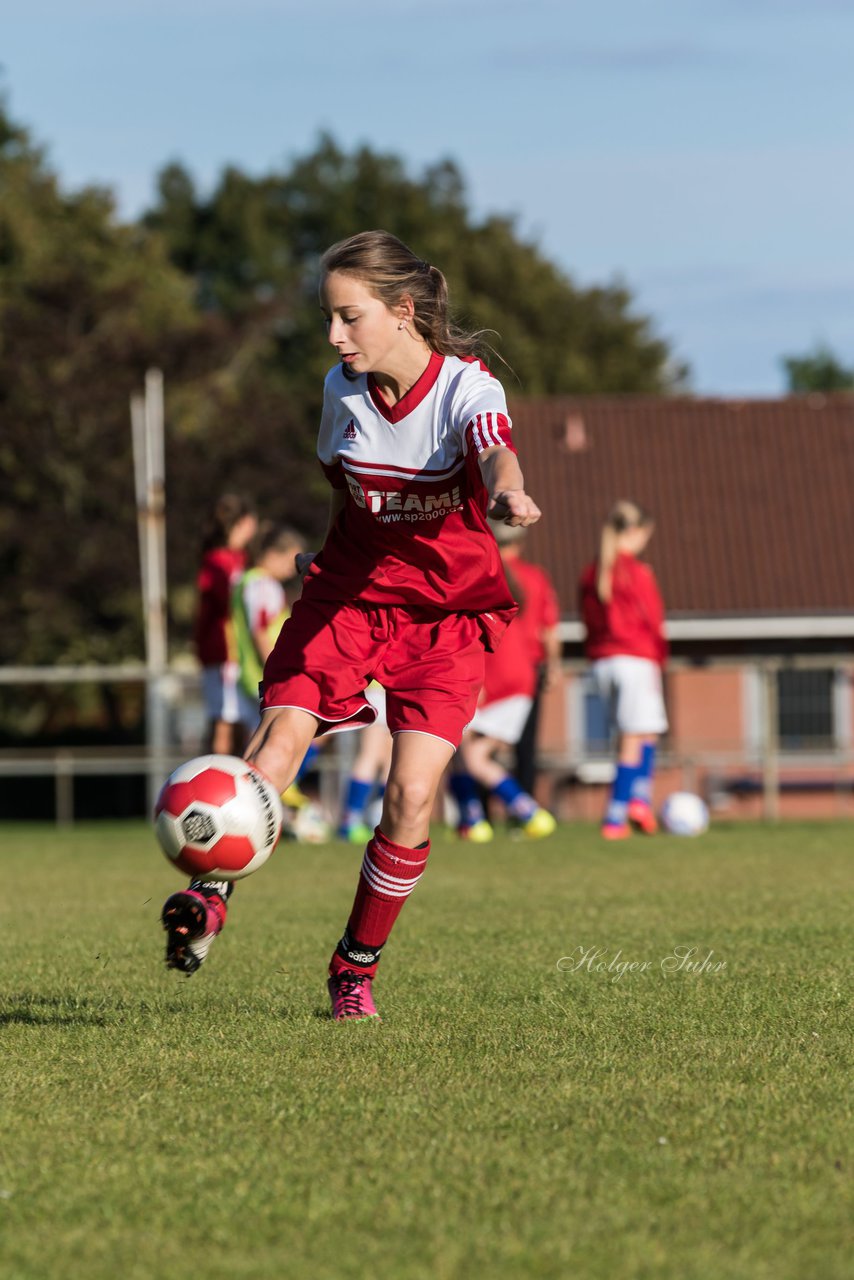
[336,929,383,969]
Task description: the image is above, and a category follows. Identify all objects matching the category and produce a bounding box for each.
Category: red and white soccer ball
[660,791,710,837]
[155,754,284,880]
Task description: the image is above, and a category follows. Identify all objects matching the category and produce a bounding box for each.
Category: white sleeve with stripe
[455,364,514,456]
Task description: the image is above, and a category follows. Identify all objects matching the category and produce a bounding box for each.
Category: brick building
[508,393,854,820]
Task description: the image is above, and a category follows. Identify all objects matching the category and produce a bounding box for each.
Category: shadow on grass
[0,993,111,1026]
[1,988,305,1027]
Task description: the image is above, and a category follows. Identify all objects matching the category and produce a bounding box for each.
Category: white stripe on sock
[361,853,423,888]
[361,853,424,898]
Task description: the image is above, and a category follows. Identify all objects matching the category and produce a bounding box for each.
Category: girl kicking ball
[162,230,542,1019]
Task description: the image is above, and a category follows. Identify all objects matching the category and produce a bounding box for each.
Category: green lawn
[0,821,850,1279]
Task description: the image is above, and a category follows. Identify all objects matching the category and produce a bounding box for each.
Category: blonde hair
[320,230,489,358]
[596,500,652,603]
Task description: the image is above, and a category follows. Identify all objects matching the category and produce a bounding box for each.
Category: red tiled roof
[509,394,854,618]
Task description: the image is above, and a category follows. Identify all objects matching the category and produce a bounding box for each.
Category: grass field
[0,820,851,1280]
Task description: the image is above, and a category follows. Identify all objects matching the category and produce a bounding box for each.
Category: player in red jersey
[193,493,257,755]
[162,230,541,1019]
[578,500,668,839]
[451,519,560,841]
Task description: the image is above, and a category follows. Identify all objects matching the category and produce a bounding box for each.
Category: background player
[162,230,542,1019]
[578,499,668,839]
[451,517,559,841]
[510,526,562,795]
[193,493,257,755]
[232,521,305,737]
[231,521,318,819]
[337,684,393,844]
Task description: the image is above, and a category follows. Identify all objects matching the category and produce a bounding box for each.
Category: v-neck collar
[367,351,444,424]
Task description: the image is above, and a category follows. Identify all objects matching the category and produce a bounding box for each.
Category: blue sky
[4,0,853,393]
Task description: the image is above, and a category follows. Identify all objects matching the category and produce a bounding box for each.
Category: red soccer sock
[329,829,431,978]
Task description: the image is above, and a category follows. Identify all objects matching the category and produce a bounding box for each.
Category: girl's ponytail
[596,499,650,603]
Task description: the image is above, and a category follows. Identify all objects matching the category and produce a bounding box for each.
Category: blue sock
[630,744,656,804]
[605,764,636,826]
[343,777,372,826]
[492,775,537,821]
[449,773,486,826]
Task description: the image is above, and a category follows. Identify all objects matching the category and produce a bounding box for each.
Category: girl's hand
[489,489,542,527]
[295,552,317,577]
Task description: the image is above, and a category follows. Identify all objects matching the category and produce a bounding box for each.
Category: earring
[398,321,407,330]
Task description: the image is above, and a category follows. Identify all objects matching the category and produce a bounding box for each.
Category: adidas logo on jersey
[343,420,357,440]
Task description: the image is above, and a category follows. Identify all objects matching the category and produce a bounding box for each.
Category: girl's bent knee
[384,778,434,824]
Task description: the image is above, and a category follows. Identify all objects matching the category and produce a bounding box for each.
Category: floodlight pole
[131,369,170,815]
[130,393,148,601]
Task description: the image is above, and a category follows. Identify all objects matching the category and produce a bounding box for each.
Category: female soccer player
[578,500,668,840]
[162,230,541,1019]
[450,518,560,842]
[231,522,305,737]
[336,685,393,844]
[193,493,257,755]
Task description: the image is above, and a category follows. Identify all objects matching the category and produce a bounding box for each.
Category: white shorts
[592,656,668,735]
[467,694,533,746]
[201,662,241,724]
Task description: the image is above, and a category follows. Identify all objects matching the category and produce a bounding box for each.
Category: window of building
[777,668,835,750]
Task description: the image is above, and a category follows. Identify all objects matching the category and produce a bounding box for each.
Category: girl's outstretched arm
[478,445,542,527]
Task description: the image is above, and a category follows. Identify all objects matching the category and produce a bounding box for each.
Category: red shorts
[261,596,488,748]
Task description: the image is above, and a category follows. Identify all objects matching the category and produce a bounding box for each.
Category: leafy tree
[145,133,687,397]
[2,104,688,745]
[0,97,216,734]
[782,344,854,393]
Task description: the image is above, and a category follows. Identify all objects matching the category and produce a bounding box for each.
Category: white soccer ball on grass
[660,791,709,837]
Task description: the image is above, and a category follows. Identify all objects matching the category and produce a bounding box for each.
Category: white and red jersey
[302,350,517,646]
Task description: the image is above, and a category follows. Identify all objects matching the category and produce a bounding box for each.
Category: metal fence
[2,654,852,825]
[0,662,351,825]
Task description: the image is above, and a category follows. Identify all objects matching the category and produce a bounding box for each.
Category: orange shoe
[601,822,631,841]
[628,800,658,835]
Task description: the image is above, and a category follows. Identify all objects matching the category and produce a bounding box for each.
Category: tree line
[0,97,850,739]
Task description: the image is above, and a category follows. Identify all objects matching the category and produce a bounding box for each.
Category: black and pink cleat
[161,881,232,974]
